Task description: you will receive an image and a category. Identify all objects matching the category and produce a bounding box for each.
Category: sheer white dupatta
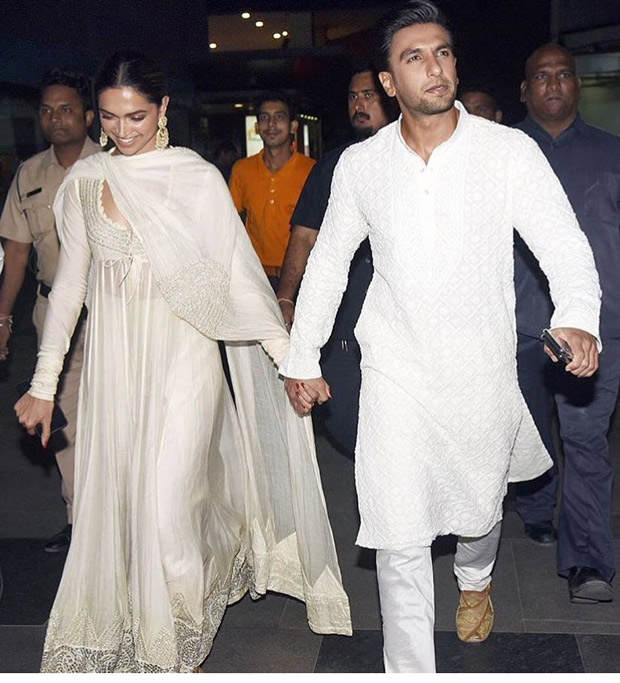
[54,147,352,635]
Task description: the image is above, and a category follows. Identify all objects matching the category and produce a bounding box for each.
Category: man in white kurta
[280,2,601,674]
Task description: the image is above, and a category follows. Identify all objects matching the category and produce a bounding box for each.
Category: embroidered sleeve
[510,131,602,345]
[157,259,230,339]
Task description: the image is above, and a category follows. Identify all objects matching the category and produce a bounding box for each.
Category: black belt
[39,283,52,298]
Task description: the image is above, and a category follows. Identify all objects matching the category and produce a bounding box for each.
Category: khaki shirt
[0,137,99,286]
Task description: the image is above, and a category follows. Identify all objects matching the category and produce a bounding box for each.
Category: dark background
[1,1,550,126]
[1,0,619,159]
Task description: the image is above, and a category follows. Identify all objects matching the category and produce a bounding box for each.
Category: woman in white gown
[15,51,350,673]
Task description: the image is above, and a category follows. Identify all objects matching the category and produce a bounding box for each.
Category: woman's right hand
[15,392,54,448]
[284,377,331,416]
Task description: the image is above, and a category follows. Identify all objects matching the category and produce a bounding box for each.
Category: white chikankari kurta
[280,102,601,549]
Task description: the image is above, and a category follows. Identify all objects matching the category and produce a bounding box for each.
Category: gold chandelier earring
[156,115,169,150]
[99,130,108,148]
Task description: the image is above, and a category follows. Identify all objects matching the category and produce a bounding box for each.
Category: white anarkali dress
[280,102,601,550]
[29,148,351,673]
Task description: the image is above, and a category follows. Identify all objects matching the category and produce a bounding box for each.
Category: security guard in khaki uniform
[0,70,98,552]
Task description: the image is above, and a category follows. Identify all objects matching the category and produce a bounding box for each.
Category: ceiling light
[282,31,288,37]
[234,103,243,108]
[255,20,264,27]
[241,12,250,19]
[273,33,281,39]
[209,42,217,49]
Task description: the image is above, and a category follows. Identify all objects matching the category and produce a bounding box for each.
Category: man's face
[461,91,502,123]
[348,71,390,140]
[39,85,93,147]
[521,47,580,126]
[379,23,457,117]
[255,100,297,149]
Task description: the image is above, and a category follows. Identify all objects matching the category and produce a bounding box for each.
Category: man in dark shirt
[277,65,395,457]
[514,43,620,603]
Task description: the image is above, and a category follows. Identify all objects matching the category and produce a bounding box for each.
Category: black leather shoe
[568,566,613,603]
[44,524,72,553]
[524,521,557,545]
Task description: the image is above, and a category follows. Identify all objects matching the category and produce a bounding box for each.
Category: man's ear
[495,109,504,124]
[379,71,396,98]
[519,80,528,104]
[290,119,299,135]
[254,121,259,135]
[85,110,95,127]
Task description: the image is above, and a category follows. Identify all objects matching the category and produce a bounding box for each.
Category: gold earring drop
[99,130,108,148]
[156,115,169,150]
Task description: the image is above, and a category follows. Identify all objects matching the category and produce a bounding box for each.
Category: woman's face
[98,87,169,156]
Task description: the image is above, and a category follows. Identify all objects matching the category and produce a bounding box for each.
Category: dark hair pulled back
[94,50,168,105]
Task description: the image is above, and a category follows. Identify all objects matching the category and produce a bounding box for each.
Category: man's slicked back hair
[377,1,453,71]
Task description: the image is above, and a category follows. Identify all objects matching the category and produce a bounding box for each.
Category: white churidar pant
[376,522,502,673]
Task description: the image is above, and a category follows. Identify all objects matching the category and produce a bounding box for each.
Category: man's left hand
[545,327,599,378]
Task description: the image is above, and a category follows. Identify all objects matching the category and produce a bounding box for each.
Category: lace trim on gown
[80,178,145,257]
[41,552,254,673]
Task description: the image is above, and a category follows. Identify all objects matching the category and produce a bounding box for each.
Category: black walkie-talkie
[541,329,573,364]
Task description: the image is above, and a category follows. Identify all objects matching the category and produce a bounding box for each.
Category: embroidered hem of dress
[41,552,252,673]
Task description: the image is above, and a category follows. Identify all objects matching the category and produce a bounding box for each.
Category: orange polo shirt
[229,150,315,268]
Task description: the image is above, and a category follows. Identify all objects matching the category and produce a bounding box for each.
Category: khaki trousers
[33,293,86,525]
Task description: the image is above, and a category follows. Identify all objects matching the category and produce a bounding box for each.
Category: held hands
[544,327,599,378]
[284,377,331,416]
[14,393,54,448]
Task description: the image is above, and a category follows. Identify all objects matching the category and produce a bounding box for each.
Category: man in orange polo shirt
[229,92,315,289]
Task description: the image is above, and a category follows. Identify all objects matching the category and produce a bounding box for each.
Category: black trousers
[318,337,362,460]
[516,333,619,581]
